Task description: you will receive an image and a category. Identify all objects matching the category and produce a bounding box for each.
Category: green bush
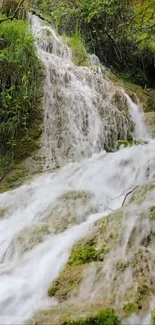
[0,18,43,160]
[34,0,155,87]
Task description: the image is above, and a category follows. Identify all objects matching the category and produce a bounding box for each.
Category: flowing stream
[0,15,154,324]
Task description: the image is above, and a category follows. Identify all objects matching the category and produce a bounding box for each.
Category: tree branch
[122,185,139,206]
[0,0,25,24]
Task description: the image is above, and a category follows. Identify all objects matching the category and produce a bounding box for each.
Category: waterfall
[0,15,154,325]
[30,15,148,171]
[126,94,150,139]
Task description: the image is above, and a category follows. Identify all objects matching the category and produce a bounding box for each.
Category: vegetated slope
[34,0,155,88]
[0,7,44,191]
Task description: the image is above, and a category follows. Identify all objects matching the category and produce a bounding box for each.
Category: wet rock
[145,112,155,137]
[41,182,155,322]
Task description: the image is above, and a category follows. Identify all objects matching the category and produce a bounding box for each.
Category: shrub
[0,18,43,161]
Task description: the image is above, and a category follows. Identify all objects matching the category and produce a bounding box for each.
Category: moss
[149,207,155,220]
[151,309,155,325]
[124,248,154,311]
[17,223,51,251]
[34,306,120,325]
[60,191,93,202]
[48,265,85,301]
[145,112,155,137]
[129,183,155,204]
[0,168,26,193]
[123,303,138,316]
[115,260,129,273]
[62,309,120,325]
[116,139,133,150]
[68,244,105,266]
[68,235,108,266]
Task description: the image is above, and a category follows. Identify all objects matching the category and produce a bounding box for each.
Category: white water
[126,94,150,139]
[0,15,153,324]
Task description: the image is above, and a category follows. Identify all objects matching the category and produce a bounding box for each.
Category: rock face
[33,182,155,324]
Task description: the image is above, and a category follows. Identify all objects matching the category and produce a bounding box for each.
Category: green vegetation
[67,34,89,66]
[60,190,92,202]
[34,0,155,87]
[48,236,108,301]
[62,309,120,325]
[68,241,106,266]
[152,309,155,325]
[48,264,85,301]
[123,303,138,317]
[0,18,43,188]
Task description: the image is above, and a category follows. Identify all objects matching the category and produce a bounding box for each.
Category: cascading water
[0,14,154,325]
[31,15,142,171]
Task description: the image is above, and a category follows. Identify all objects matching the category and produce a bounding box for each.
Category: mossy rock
[62,309,120,325]
[112,90,128,112]
[123,302,138,317]
[68,235,108,267]
[109,72,149,111]
[48,264,86,301]
[146,90,155,112]
[34,307,120,325]
[0,167,27,193]
[116,139,133,150]
[129,182,155,204]
[60,191,93,202]
[145,112,155,137]
[44,184,155,321]
[151,309,155,325]
[17,223,51,252]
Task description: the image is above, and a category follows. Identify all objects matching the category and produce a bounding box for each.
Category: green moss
[17,223,51,251]
[48,265,85,301]
[145,112,155,137]
[0,168,26,193]
[62,309,120,325]
[129,183,155,204]
[67,34,89,67]
[123,303,138,317]
[149,207,155,220]
[60,191,93,202]
[68,237,108,266]
[151,309,155,325]
[34,306,120,325]
[115,261,129,273]
[116,139,133,150]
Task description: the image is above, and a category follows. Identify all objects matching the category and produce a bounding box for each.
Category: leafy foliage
[0,18,43,160]
[34,0,155,86]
